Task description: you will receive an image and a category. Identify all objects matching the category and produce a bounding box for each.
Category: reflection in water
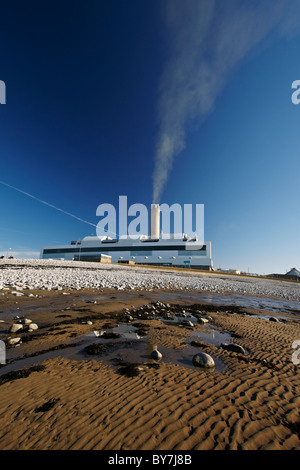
[156,291,300,315]
[192,327,232,347]
[0,321,227,377]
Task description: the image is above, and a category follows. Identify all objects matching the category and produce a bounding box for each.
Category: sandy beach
[0,269,299,451]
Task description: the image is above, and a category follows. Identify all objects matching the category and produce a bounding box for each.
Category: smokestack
[150,204,160,239]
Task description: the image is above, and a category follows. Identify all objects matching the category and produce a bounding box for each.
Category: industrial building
[40,205,213,270]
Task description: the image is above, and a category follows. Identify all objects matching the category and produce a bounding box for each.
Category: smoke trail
[152,0,300,203]
[0,179,97,228]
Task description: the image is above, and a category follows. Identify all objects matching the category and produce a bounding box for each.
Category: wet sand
[0,287,299,450]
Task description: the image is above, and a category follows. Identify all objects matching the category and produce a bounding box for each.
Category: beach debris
[151,349,162,361]
[269,317,279,322]
[221,343,246,354]
[9,323,23,333]
[192,352,215,368]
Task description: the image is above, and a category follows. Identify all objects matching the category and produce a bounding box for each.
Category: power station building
[40,205,213,270]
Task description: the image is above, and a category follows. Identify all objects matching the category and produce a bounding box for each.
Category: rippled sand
[0,287,299,450]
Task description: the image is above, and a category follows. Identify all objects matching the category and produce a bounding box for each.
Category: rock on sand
[9,324,23,333]
[221,343,246,354]
[151,349,162,361]
[192,352,215,369]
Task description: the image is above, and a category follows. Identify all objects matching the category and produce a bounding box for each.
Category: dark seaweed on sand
[84,343,110,355]
[118,363,142,377]
[0,364,45,385]
[34,398,60,413]
[101,332,121,339]
[117,361,160,378]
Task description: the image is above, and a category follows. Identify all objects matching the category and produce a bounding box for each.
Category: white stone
[9,323,23,333]
[8,337,22,345]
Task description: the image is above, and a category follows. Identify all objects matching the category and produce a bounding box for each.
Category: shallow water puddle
[0,321,227,377]
[157,311,198,325]
[83,339,227,373]
[156,291,300,315]
[191,327,232,347]
[72,329,227,373]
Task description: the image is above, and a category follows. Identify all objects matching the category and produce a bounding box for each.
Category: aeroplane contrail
[0,180,121,238]
[0,179,97,228]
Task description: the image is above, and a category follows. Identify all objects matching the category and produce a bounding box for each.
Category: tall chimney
[150,204,160,239]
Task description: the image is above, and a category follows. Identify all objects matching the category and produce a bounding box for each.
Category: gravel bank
[0,259,299,301]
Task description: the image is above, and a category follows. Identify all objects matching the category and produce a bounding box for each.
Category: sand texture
[0,288,299,450]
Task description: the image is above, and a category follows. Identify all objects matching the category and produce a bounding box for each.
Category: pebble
[151,349,162,360]
[192,352,215,368]
[221,343,246,354]
[21,318,32,325]
[8,337,22,345]
[9,324,23,333]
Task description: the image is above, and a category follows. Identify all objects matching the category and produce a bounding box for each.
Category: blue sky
[0,0,299,275]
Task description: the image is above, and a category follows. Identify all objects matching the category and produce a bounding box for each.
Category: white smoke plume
[152,0,300,203]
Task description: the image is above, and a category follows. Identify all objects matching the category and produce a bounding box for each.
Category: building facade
[41,235,213,270]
